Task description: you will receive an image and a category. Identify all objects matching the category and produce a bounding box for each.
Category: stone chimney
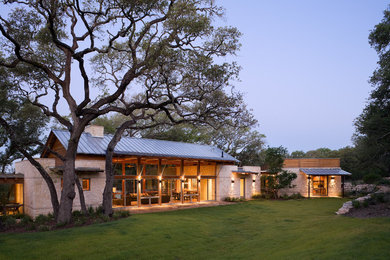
[85,125,104,138]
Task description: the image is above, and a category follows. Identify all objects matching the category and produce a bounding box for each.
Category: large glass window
[145,164,158,175]
[162,164,178,176]
[125,163,137,175]
[125,180,138,206]
[113,163,123,175]
[200,164,216,176]
[161,179,181,204]
[200,178,215,201]
[113,179,124,206]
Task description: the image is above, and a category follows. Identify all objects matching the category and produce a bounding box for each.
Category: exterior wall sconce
[231,180,235,184]
[198,179,201,183]
[159,179,162,184]
[307,176,311,180]
[331,176,335,180]
[252,180,256,183]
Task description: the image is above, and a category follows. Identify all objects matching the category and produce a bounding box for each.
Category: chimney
[85,125,104,138]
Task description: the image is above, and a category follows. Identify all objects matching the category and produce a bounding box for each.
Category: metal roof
[51,129,239,162]
[300,168,352,176]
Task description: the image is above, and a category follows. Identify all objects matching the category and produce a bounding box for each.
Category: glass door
[240,178,245,199]
[312,176,328,196]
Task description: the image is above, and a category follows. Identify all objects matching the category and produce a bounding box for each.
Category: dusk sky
[1,1,388,153]
[217,0,389,152]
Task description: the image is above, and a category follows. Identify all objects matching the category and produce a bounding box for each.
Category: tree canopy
[353,8,390,178]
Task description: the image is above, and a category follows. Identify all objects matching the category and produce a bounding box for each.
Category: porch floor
[113,201,231,214]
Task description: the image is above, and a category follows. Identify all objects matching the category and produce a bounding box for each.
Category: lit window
[82,178,90,191]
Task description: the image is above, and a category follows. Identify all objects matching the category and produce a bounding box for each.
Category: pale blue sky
[217,0,388,152]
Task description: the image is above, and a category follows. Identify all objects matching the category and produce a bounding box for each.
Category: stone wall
[277,168,343,197]
[217,165,261,200]
[15,158,106,218]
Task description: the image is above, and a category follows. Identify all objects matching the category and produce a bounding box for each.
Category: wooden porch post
[197,160,201,202]
[342,175,345,198]
[158,159,162,205]
[137,157,141,207]
[180,159,184,204]
[307,176,311,199]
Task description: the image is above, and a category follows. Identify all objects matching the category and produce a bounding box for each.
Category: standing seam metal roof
[300,168,352,176]
[51,129,239,162]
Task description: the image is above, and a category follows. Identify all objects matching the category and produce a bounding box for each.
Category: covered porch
[301,168,352,198]
[111,156,218,208]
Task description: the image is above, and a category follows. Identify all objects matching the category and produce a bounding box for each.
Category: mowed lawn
[1,199,390,260]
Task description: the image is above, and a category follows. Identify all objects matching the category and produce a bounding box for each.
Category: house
[262,158,352,197]
[15,125,260,217]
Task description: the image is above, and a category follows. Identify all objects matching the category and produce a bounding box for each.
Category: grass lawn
[0,198,389,259]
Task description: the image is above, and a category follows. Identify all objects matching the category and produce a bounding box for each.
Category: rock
[336,201,353,215]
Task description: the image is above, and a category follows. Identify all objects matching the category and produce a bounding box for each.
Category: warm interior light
[112,187,116,193]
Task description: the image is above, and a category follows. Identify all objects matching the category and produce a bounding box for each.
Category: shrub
[224,197,243,202]
[2,216,17,229]
[100,215,110,222]
[25,223,36,231]
[363,173,382,184]
[95,205,104,215]
[289,193,304,200]
[378,178,390,186]
[362,200,369,208]
[37,225,50,232]
[352,200,361,208]
[34,214,51,225]
[55,222,67,229]
[20,215,33,225]
[72,210,83,218]
[88,206,95,215]
[281,194,289,200]
[113,210,130,219]
[251,194,263,199]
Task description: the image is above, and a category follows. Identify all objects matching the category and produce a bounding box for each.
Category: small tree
[261,147,297,198]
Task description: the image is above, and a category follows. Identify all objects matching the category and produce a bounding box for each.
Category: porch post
[180,159,184,204]
[197,160,201,202]
[137,157,141,207]
[307,175,311,199]
[342,175,345,198]
[158,159,162,205]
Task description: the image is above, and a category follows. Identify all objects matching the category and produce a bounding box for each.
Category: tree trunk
[24,155,60,218]
[75,176,87,215]
[57,138,78,223]
[103,121,134,216]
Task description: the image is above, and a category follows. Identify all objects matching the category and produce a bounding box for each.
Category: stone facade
[217,165,261,200]
[15,158,105,218]
[278,168,343,197]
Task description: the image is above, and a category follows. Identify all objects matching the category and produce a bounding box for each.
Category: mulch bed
[345,202,390,218]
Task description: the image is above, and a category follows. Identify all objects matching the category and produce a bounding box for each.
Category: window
[82,178,90,191]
